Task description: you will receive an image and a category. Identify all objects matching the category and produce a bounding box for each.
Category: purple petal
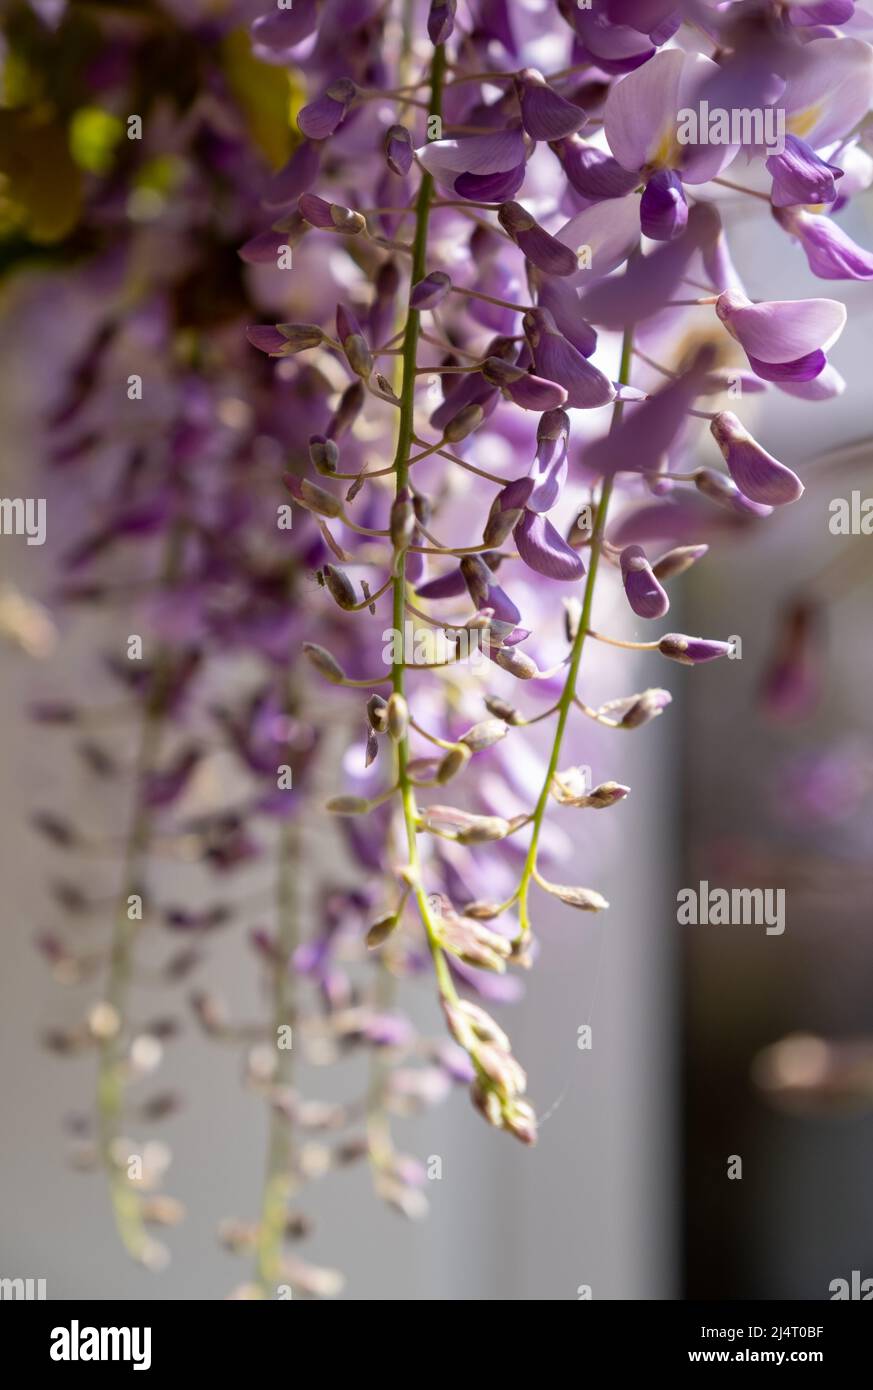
[246,325,290,355]
[386,124,414,177]
[710,413,804,506]
[620,545,669,618]
[417,130,526,179]
[410,271,452,309]
[454,164,526,202]
[640,170,688,241]
[526,411,570,512]
[555,196,642,282]
[499,202,579,276]
[603,47,684,172]
[580,208,707,328]
[715,288,846,364]
[252,1,319,51]
[524,309,615,408]
[585,351,711,477]
[517,69,587,141]
[775,363,846,399]
[537,279,597,357]
[746,349,826,383]
[514,511,585,581]
[776,208,873,282]
[263,141,322,209]
[417,568,467,600]
[553,137,641,201]
[298,80,355,140]
[767,134,842,209]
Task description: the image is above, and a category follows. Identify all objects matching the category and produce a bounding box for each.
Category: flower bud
[283,475,343,519]
[694,467,774,519]
[492,646,538,680]
[336,304,372,379]
[620,544,669,620]
[710,411,803,506]
[484,694,524,725]
[459,719,508,752]
[390,488,416,551]
[322,565,357,610]
[302,643,345,683]
[298,193,365,234]
[443,403,484,443]
[366,913,400,949]
[652,544,708,582]
[309,434,339,474]
[658,633,733,666]
[327,381,365,440]
[276,323,325,352]
[434,745,471,784]
[385,123,413,177]
[386,692,409,740]
[410,271,451,310]
[366,694,389,733]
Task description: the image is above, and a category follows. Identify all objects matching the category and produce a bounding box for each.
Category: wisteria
[3,0,872,1299]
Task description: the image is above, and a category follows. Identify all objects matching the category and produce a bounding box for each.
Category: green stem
[253,809,300,1295]
[389,42,458,1006]
[514,327,635,944]
[96,526,185,1263]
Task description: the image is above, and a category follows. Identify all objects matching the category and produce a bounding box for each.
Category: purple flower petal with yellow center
[620,545,669,618]
[715,288,846,366]
[298,79,356,140]
[552,137,641,202]
[410,271,452,310]
[604,47,684,173]
[775,208,873,282]
[514,510,585,581]
[498,202,579,276]
[781,37,873,150]
[767,134,842,209]
[516,69,587,141]
[710,413,804,506]
[640,170,688,241]
[523,308,615,408]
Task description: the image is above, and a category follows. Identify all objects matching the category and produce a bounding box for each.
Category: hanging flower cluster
[5,0,872,1297]
[244,0,872,1146]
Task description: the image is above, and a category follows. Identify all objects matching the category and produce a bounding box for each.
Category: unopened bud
[443,403,484,443]
[308,434,339,474]
[652,544,708,582]
[386,692,409,740]
[276,323,325,352]
[390,489,416,551]
[302,643,345,683]
[366,694,389,733]
[492,646,538,680]
[323,565,357,610]
[484,694,524,725]
[459,719,508,752]
[366,913,399,948]
[436,745,472,784]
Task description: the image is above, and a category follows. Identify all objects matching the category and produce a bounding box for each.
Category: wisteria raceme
[239,0,872,1150]
[4,0,872,1298]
